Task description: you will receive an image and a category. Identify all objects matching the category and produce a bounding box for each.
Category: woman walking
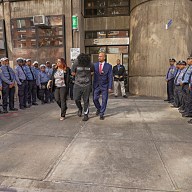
[48,58,70,120]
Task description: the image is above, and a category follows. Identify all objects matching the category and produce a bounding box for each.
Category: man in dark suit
[93,52,113,120]
[113,59,127,98]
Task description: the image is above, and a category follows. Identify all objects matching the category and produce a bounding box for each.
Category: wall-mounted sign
[166,19,173,30]
[91,37,129,46]
[70,48,80,61]
[72,15,78,30]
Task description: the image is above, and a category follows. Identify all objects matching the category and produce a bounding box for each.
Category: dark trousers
[48,91,54,102]
[180,84,189,110]
[18,80,28,108]
[173,85,183,108]
[73,84,91,115]
[69,83,74,100]
[2,82,15,110]
[187,90,192,113]
[28,80,37,104]
[93,87,108,116]
[167,78,174,101]
[54,86,68,117]
[39,83,49,103]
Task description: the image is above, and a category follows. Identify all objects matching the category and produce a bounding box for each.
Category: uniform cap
[26,59,31,62]
[169,58,176,62]
[46,61,50,64]
[0,58,5,62]
[40,64,46,68]
[4,57,9,61]
[179,60,187,65]
[16,58,23,62]
[33,61,38,64]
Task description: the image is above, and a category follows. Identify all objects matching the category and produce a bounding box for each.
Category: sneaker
[60,117,65,121]
[82,115,89,121]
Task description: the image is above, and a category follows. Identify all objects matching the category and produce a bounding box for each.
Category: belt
[19,79,27,83]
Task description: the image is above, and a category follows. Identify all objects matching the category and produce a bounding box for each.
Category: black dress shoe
[3,110,8,113]
[96,110,100,116]
[9,108,18,111]
[164,99,169,102]
[188,119,192,124]
[123,95,127,98]
[183,113,192,117]
[32,103,38,105]
[20,107,26,110]
[77,109,82,117]
[82,115,89,121]
[100,115,105,120]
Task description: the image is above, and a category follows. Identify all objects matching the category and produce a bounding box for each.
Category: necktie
[166,67,171,79]
[6,66,12,81]
[174,71,181,84]
[21,66,27,78]
[99,63,102,74]
[182,66,189,81]
[29,67,35,80]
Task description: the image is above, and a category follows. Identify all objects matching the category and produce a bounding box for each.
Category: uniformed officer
[38,64,49,104]
[45,61,54,103]
[15,58,29,109]
[33,61,41,100]
[25,59,38,106]
[0,57,20,113]
[181,56,192,117]
[165,58,177,103]
[71,53,94,121]
[178,57,192,114]
[0,75,3,114]
[113,59,127,98]
[172,61,187,108]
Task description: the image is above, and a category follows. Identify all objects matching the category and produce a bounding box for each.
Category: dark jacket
[113,64,126,81]
[50,67,70,93]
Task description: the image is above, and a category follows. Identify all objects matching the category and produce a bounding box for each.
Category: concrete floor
[0,96,191,192]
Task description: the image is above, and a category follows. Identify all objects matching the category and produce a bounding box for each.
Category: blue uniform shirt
[38,71,50,84]
[166,65,176,80]
[0,65,19,85]
[45,67,53,79]
[0,76,2,87]
[24,65,37,80]
[15,65,27,81]
[174,68,187,85]
[182,65,192,84]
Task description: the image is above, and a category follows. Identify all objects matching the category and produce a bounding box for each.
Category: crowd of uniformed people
[0,57,58,114]
[0,53,127,121]
[165,56,192,124]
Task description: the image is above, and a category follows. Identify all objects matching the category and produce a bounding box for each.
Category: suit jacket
[93,62,113,90]
[113,64,126,81]
[50,67,70,93]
